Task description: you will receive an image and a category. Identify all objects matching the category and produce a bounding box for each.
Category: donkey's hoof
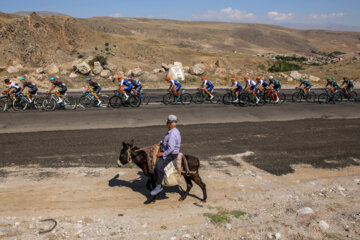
[178,196,185,201]
[201,199,207,203]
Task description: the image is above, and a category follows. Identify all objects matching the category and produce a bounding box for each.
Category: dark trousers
[155,154,178,185]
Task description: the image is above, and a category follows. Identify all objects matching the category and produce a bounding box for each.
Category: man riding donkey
[151,114,181,196]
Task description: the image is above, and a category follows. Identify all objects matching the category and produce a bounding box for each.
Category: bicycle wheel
[141,94,151,105]
[64,96,77,110]
[33,97,45,111]
[163,93,175,105]
[333,92,342,104]
[193,92,204,104]
[210,93,220,104]
[292,92,303,103]
[180,93,192,105]
[78,95,93,108]
[348,92,358,102]
[109,95,122,108]
[128,95,141,107]
[222,92,234,105]
[306,92,316,103]
[0,97,7,111]
[279,92,286,104]
[238,93,249,107]
[43,98,57,111]
[318,93,329,104]
[13,98,28,111]
[99,95,110,107]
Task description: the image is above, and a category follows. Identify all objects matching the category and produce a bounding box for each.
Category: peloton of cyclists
[85,77,102,106]
[298,77,311,95]
[46,77,67,104]
[200,76,214,100]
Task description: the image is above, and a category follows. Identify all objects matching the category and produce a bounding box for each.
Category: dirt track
[1,105,360,239]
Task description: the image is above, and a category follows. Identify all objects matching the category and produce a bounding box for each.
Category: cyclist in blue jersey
[230,77,242,103]
[200,76,214,99]
[85,77,102,106]
[268,76,281,103]
[298,77,311,95]
[116,75,133,100]
[325,77,339,97]
[130,78,142,96]
[256,76,268,92]
[166,76,181,99]
[341,77,354,95]
[244,75,259,104]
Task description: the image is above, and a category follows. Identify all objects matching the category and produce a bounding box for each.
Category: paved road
[0,103,359,133]
[0,103,359,175]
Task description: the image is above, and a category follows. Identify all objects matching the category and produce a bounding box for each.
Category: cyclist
[341,77,354,95]
[116,75,133,100]
[166,76,181,99]
[244,75,259,104]
[200,76,214,100]
[325,77,339,97]
[256,76,268,92]
[298,77,311,95]
[19,77,38,103]
[131,78,142,96]
[230,77,243,103]
[46,77,67,104]
[268,76,281,103]
[3,78,21,98]
[85,77,102,106]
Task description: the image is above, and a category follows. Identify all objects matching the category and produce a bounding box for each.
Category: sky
[1,0,360,26]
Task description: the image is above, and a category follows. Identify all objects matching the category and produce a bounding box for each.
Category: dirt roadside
[0,154,359,240]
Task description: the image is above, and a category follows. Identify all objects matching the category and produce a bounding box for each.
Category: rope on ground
[38,218,57,234]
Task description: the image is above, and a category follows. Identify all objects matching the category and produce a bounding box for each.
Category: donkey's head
[117,140,134,167]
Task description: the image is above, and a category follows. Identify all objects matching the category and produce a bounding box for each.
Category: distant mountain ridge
[280,22,360,32]
[13,11,69,17]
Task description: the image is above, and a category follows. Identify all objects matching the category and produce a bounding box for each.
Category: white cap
[167,114,177,123]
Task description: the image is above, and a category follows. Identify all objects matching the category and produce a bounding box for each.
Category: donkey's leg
[179,176,193,201]
[191,173,207,202]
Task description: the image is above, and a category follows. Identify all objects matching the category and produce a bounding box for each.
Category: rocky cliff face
[0,12,98,66]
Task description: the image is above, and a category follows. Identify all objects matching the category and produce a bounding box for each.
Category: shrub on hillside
[88,55,107,67]
[268,61,302,72]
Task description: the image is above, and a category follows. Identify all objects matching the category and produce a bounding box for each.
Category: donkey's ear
[129,139,134,147]
[122,141,127,148]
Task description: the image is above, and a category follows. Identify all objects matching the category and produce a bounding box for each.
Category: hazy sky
[1,0,360,26]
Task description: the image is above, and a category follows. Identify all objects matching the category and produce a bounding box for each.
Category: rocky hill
[0,12,360,88]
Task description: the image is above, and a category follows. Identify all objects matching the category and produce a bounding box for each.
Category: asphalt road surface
[0,103,359,175]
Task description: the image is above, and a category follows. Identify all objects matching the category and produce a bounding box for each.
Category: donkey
[118,141,207,203]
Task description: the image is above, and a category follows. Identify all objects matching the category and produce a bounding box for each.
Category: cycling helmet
[49,77,55,81]
[4,78,10,83]
[86,77,91,81]
[19,77,25,81]
[244,75,249,80]
[327,77,332,81]
[165,76,170,80]
[230,77,236,81]
[300,78,304,82]
[116,75,122,79]
[343,77,348,80]
[269,76,274,80]
[256,76,261,80]
[201,76,206,80]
